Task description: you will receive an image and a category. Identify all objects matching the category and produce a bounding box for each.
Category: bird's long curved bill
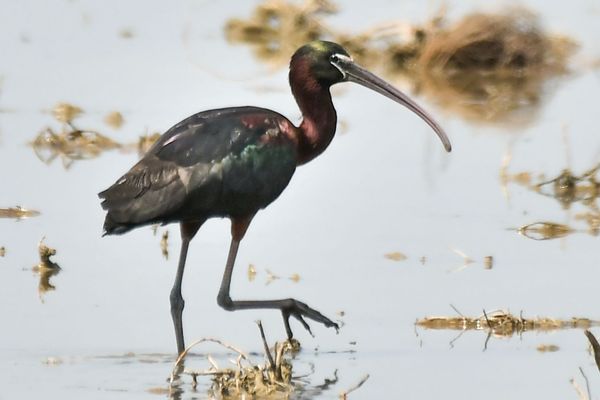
[335,58,452,152]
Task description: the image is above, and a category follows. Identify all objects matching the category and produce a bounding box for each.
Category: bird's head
[290,40,452,152]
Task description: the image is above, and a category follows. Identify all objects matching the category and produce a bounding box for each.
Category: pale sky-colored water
[1,0,600,398]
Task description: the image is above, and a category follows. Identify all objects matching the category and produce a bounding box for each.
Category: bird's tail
[102,213,135,236]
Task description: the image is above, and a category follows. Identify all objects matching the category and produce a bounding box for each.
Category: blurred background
[1,0,600,398]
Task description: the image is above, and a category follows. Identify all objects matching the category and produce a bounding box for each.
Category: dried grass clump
[31,126,121,168]
[225,1,577,124]
[168,322,300,398]
[411,10,576,124]
[225,0,336,67]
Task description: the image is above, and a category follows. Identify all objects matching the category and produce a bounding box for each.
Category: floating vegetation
[35,238,60,271]
[518,221,574,241]
[0,246,5,257]
[384,251,407,262]
[266,269,280,285]
[33,102,160,167]
[168,322,299,398]
[52,102,83,124]
[0,206,40,220]
[536,165,600,210]
[118,28,135,39]
[450,248,494,271]
[225,0,336,68]
[503,149,600,239]
[31,126,121,169]
[160,230,169,260]
[31,238,61,300]
[409,10,575,124]
[137,132,161,157]
[226,1,577,124]
[417,310,600,338]
[104,111,124,129]
[248,264,257,282]
[536,344,560,352]
[247,264,301,285]
[483,255,494,269]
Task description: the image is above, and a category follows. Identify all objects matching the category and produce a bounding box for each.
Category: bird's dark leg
[217,217,339,339]
[171,221,203,355]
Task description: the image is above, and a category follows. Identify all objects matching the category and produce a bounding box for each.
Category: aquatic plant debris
[503,149,600,237]
[518,221,573,240]
[34,238,60,271]
[536,344,559,352]
[339,374,370,399]
[31,238,61,300]
[168,322,300,398]
[33,103,162,168]
[417,310,600,337]
[226,1,577,124]
[160,230,169,260]
[137,132,161,157]
[248,264,257,282]
[0,206,40,220]
[0,246,5,257]
[384,251,407,261]
[52,102,82,123]
[225,0,336,68]
[104,111,124,129]
[31,125,121,169]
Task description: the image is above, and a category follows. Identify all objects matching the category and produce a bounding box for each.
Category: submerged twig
[256,320,276,373]
[339,374,370,399]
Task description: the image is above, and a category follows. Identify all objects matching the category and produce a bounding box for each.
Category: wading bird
[99,41,451,354]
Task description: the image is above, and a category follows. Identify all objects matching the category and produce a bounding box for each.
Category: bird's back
[99,107,298,234]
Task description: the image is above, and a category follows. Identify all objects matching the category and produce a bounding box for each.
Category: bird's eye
[330,54,340,63]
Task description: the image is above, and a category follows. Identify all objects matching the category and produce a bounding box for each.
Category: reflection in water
[536,165,600,210]
[0,206,40,220]
[31,239,61,301]
[226,1,576,125]
[160,230,169,260]
[417,310,600,344]
[33,267,60,300]
[504,154,600,239]
[518,221,573,241]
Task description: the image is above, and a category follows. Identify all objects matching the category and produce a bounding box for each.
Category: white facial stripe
[331,53,353,78]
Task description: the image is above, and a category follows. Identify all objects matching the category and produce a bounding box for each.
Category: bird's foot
[280,298,339,339]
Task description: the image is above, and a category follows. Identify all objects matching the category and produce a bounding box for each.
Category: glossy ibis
[99,41,451,354]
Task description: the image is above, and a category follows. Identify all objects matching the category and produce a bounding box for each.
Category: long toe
[287,299,338,332]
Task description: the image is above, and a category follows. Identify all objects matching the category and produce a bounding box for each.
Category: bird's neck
[290,68,337,165]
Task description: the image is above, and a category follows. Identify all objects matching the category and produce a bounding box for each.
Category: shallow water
[1,0,600,398]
